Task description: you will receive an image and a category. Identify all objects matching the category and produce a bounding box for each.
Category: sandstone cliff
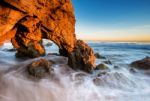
[0,0,96,72]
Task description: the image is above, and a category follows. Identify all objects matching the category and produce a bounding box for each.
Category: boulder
[94,53,106,59]
[130,57,150,70]
[94,53,101,58]
[27,58,54,78]
[95,63,109,70]
[68,40,96,72]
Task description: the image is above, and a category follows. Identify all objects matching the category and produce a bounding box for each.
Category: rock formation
[130,57,150,70]
[68,40,95,72]
[0,0,96,72]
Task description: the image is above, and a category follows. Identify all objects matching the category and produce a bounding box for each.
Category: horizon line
[81,39,150,43]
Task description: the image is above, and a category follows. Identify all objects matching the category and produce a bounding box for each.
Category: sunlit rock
[0,0,96,72]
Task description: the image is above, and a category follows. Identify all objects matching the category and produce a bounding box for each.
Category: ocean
[0,41,150,101]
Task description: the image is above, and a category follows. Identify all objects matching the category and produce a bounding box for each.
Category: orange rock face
[4,0,76,53]
[0,0,96,72]
[11,16,45,58]
[0,1,24,43]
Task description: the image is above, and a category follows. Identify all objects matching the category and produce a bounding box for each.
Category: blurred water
[0,41,150,101]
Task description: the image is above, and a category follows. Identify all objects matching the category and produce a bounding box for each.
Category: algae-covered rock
[95,63,109,70]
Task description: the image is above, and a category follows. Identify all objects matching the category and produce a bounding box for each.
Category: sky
[72,0,150,42]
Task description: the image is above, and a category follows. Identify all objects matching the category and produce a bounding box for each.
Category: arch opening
[42,39,59,55]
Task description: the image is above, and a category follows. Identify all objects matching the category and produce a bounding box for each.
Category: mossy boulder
[94,53,106,59]
[95,63,109,70]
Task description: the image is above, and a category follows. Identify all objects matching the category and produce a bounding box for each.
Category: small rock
[93,77,104,86]
[95,63,109,70]
[130,68,137,73]
[97,71,107,77]
[94,53,101,58]
[70,72,87,85]
[130,57,150,70]
[45,42,52,47]
[27,58,54,78]
[2,48,16,52]
[70,72,87,81]
[48,53,59,56]
[94,53,106,59]
[103,60,112,65]
[114,65,119,69]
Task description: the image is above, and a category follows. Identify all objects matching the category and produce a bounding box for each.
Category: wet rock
[70,72,87,84]
[93,72,135,88]
[93,77,104,86]
[27,59,54,78]
[45,42,52,47]
[48,53,59,56]
[114,65,120,69]
[68,40,96,72]
[94,53,101,58]
[94,53,106,59]
[130,57,150,70]
[129,68,137,73]
[95,63,109,70]
[2,48,16,52]
[97,71,107,77]
[103,60,112,65]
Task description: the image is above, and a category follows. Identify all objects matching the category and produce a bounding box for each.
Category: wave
[0,42,150,101]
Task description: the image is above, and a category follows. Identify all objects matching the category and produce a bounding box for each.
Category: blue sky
[72,0,150,41]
